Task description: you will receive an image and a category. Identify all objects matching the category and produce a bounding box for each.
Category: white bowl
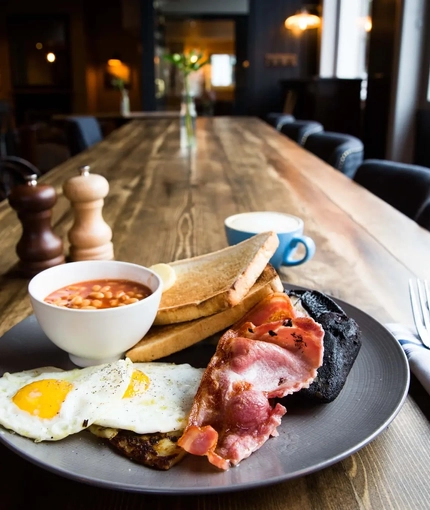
[28,260,162,367]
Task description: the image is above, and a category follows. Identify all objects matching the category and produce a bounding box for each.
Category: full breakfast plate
[0,285,409,495]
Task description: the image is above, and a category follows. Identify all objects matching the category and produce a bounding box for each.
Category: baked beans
[44,279,152,310]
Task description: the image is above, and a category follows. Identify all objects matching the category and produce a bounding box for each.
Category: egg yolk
[12,379,74,419]
[122,370,150,398]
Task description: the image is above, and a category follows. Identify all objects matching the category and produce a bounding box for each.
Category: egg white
[94,362,204,434]
[0,358,133,442]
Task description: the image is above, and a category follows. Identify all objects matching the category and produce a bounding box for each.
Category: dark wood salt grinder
[8,174,65,277]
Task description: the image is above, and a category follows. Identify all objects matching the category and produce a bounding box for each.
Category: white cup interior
[225,211,303,234]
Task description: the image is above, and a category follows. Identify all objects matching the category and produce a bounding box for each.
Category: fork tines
[409,278,430,349]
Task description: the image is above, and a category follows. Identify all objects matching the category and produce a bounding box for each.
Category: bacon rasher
[177,293,324,470]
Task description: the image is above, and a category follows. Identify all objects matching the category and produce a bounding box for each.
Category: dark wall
[246,0,320,117]
[415,110,430,168]
[415,3,430,168]
[280,78,363,137]
[234,15,249,115]
[141,0,156,110]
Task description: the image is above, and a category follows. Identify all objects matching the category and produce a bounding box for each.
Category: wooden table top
[1,117,430,510]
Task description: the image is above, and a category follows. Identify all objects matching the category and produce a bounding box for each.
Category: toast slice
[154,231,279,325]
[126,264,283,362]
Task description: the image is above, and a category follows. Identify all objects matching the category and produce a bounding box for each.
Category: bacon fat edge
[177,293,325,470]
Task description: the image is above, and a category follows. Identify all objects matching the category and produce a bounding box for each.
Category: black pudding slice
[287,289,362,403]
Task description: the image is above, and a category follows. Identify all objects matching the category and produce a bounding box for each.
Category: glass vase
[180,92,196,149]
[120,89,130,116]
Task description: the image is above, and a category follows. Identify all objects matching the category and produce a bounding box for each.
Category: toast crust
[154,231,279,325]
[126,265,283,362]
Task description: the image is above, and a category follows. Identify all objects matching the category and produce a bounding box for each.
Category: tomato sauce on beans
[44,279,152,310]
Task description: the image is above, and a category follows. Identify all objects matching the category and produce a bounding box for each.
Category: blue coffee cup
[224,211,316,271]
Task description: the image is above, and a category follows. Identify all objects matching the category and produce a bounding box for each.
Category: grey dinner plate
[0,285,409,495]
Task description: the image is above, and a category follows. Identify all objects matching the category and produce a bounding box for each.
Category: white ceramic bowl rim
[28,260,162,313]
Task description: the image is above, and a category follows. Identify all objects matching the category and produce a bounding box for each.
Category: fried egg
[0,358,133,442]
[93,362,204,434]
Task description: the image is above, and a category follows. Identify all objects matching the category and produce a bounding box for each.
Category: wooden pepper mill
[8,174,65,277]
[63,165,114,261]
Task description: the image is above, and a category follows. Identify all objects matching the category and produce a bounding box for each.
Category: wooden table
[1,118,430,510]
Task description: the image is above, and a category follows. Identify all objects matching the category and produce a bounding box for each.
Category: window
[319,0,371,82]
[210,54,235,87]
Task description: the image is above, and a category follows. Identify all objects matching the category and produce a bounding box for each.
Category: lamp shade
[107,54,123,66]
[107,58,122,67]
[285,9,321,31]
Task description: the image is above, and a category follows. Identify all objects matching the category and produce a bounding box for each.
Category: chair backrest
[64,116,103,156]
[280,120,324,146]
[0,156,41,202]
[354,159,430,221]
[304,131,364,178]
[266,113,296,130]
[0,100,18,158]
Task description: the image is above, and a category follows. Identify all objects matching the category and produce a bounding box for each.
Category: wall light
[285,9,321,31]
[364,16,372,32]
[107,58,122,67]
[46,52,56,63]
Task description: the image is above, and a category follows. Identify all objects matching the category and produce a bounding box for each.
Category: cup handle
[282,235,316,267]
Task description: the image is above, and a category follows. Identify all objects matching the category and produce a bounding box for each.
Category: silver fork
[409,279,430,349]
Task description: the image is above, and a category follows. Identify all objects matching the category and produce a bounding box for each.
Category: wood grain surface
[1,117,430,510]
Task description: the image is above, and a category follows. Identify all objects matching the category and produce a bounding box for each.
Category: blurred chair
[0,100,19,157]
[18,123,70,173]
[280,120,324,146]
[266,113,296,131]
[64,116,103,156]
[0,156,41,202]
[304,131,364,178]
[354,159,430,222]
